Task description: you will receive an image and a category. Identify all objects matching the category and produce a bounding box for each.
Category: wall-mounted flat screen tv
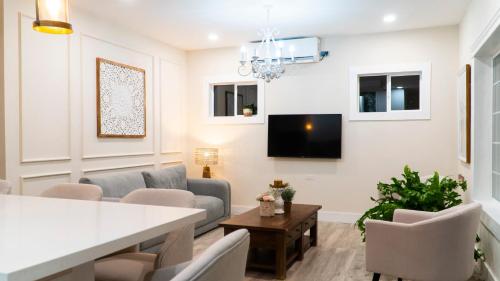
[268,114,342,159]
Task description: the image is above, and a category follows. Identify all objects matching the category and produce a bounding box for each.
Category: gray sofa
[79,164,230,253]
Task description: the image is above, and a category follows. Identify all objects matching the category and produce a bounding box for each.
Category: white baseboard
[484,262,500,281]
[231,205,361,224]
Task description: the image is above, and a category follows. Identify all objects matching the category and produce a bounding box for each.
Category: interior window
[493,54,500,201]
[211,82,259,119]
[358,73,421,114]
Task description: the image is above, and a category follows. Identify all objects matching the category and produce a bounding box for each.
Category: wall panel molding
[18,13,71,164]
[20,171,72,195]
[159,58,184,154]
[79,33,155,160]
[81,163,155,176]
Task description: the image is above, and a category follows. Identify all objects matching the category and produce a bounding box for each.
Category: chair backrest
[120,189,196,269]
[413,202,482,280]
[170,229,250,281]
[40,183,103,201]
[0,180,12,194]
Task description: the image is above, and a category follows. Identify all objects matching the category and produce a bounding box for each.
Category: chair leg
[372,273,381,281]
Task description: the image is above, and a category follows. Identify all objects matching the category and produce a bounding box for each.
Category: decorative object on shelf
[238,6,289,83]
[458,64,471,164]
[281,187,296,215]
[256,192,275,217]
[269,179,289,214]
[355,165,485,262]
[242,104,256,117]
[33,0,73,34]
[194,148,219,178]
[96,58,146,138]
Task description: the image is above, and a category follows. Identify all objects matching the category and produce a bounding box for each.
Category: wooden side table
[219,204,322,280]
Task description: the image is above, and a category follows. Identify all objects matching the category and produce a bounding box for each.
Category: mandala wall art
[96,58,146,138]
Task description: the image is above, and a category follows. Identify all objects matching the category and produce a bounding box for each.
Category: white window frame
[203,75,265,124]
[349,63,431,121]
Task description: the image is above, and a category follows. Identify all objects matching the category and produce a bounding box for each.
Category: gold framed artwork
[458,64,471,164]
[96,58,146,138]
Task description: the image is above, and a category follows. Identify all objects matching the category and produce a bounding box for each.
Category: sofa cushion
[194,195,224,228]
[79,172,146,198]
[142,165,187,190]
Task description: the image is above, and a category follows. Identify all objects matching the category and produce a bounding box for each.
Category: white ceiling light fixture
[238,5,285,83]
[208,33,219,41]
[383,14,397,23]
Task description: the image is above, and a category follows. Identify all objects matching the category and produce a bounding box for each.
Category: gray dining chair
[0,179,12,194]
[40,183,103,201]
[95,188,196,281]
[146,229,250,281]
[366,202,481,281]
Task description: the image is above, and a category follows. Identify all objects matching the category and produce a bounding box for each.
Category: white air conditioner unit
[246,37,324,64]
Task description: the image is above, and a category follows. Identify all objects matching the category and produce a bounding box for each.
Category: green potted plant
[356,165,485,262]
[281,187,296,215]
[243,104,257,117]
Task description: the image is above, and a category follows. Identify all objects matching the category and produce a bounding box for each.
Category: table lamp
[195,148,218,178]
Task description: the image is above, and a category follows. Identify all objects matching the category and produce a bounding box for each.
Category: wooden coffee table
[219,204,322,280]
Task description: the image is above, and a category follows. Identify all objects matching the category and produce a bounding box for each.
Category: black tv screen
[268,114,342,159]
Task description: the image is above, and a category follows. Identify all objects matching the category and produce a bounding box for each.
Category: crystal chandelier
[238,7,289,83]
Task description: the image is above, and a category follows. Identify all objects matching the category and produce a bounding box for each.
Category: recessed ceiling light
[208,33,219,41]
[383,14,397,23]
[397,86,404,89]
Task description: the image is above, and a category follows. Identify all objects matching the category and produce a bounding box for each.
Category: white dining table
[0,195,206,281]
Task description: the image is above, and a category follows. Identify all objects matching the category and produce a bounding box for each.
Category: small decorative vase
[260,201,275,217]
[284,201,292,215]
[243,108,253,117]
[272,188,285,215]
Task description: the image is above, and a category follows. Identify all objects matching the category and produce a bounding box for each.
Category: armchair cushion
[142,165,188,190]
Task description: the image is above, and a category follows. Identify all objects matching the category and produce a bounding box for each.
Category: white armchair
[365,202,481,281]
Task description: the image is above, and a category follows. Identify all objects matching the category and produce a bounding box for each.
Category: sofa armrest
[393,209,436,224]
[187,178,231,217]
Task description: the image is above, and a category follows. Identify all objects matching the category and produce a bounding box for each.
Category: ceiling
[72,0,471,50]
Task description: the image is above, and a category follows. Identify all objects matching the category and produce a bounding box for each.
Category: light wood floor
[194,222,482,281]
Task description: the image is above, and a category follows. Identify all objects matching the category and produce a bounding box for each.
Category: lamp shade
[33,0,73,34]
[195,148,218,166]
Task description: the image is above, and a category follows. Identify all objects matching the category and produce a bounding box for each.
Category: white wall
[3,0,187,195]
[186,26,459,215]
[459,1,500,280]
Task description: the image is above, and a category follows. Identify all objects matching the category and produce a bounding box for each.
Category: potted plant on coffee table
[281,187,296,215]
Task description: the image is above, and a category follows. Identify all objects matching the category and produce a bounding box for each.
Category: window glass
[359,76,387,112]
[494,54,500,201]
[237,85,258,115]
[391,75,420,110]
[213,85,235,116]
[495,54,500,83]
[494,83,500,113]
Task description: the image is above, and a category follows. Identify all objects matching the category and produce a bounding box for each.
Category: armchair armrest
[187,178,231,217]
[365,219,416,275]
[393,209,436,224]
